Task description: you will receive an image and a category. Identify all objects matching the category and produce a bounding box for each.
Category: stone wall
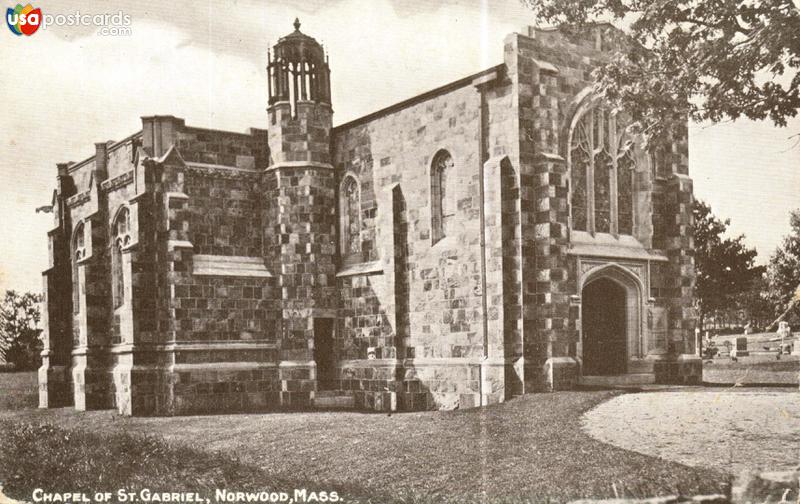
[183,170,264,257]
[265,98,338,409]
[137,121,282,415]
[330,66,518,410]
[176,126,269,169]
[505,25,696,388]
[41,117,285,416]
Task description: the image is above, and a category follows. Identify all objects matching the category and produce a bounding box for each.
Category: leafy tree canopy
[521,0,800,138]
[767,209,800,323]
[692,201,764,328]
[0,290,43,370]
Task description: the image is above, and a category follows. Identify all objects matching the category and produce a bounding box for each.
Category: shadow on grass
[0,420,400,504]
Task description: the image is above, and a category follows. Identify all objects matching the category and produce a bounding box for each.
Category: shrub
[0,290,43,371]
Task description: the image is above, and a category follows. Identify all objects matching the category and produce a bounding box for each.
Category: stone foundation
[545,357,579,390]
[112,361,285,416]
[654,354,702,385]
[38,361,71,408]
[334,359,505,412]
[71,348,113,411]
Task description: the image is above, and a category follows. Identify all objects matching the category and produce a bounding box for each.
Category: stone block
[732,468,799,503]
[38,364,70,408]
[544,357,578,391]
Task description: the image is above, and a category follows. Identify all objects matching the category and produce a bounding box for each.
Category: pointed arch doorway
[582,278,627,375]
[580,265,643,376]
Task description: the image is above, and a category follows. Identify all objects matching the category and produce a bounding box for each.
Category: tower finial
[293,18,301,31]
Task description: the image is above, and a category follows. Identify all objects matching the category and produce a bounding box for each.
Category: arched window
[111,208,130,308]
[617,148,635,235]
[569,105,636,235]
[430,150,454,244]
[72,222,85,314]
[339,175,361,257]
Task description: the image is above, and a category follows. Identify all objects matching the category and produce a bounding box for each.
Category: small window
[339,175,361,257]
[430,150,454,244]
[71,222,85,314]
[111,208,130,309]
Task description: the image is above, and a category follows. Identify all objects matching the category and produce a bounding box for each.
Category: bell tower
[265,19,338,407]
[267,18,332,164]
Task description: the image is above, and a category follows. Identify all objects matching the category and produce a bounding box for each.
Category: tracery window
[111,208,130,309]
[617,148,635,235]
[569,106,636,235]
[72,223,85,314]
[339,175,361,256]
[431,150,455,244]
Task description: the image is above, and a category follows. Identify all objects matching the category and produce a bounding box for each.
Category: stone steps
[313,390,355,410]
[626,359,657,374]
[580,373,656,387]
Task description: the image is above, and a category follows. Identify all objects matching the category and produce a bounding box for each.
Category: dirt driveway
[582,389,800,475]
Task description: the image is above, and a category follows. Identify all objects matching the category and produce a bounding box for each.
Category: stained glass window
[72,223,85,314]
[570,119,590,231]
[112,208,130,309]
[431,151,454,244]
[617,148,635,235]
[569,105,637,236]
[340,176,361,255]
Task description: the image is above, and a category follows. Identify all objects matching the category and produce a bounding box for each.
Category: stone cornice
[66,191,90,208]
[265,161,335,172]
[100,170,134,193]
[184,163,262,181]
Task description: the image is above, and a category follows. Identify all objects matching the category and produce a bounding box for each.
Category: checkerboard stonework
[39,20,700,416]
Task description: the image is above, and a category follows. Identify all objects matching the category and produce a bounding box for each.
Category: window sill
[569,231,668,262]
[336,260,384,278]
[431,234,459,250]
[192,255,273,277]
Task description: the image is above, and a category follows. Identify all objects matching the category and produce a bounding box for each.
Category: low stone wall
[732,467,800,503]
[568,466,799,504]
[653,354,703,384]
[569,496,726,503]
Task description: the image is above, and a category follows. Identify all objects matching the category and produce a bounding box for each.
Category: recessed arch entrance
[580,264,644,376]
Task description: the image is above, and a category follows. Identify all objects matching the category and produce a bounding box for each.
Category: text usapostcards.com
[30,489,342,503]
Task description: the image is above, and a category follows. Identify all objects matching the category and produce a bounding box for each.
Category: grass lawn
[0,372,728,503]
[0,371,38,410]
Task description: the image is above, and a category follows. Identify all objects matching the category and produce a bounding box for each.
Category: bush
[0,290,43,371]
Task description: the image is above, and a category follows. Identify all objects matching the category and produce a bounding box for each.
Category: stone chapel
[39,20,701,416]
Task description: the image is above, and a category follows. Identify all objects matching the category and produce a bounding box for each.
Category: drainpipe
[476,80,490,406]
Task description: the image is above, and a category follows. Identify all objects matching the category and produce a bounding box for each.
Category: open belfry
[40,20,700,416]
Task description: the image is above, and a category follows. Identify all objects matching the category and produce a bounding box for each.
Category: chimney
[140,115,185,158]
[94,142,109,182]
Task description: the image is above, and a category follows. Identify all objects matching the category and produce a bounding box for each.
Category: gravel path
[582,389,800,475]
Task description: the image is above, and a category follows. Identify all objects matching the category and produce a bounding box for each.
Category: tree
[766,209,800,325]
[521,0,800,139]
[0,290,43,370]
[735,274,774,329]
[692,201,764,330]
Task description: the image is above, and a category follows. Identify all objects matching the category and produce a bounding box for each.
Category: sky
[0,0,798,294]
